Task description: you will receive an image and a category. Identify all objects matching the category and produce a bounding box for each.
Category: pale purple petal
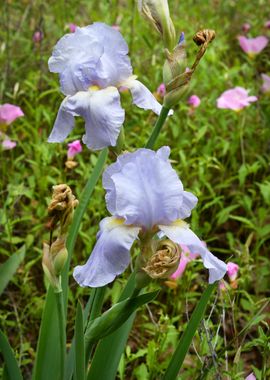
[2,139,17,150]
[0,104,24,125]
[48,98,76,143]
[238,36,268,55]
[159,222,227,283]
[73,217,140,287]
[49,23,132,94]
[261,73,270,93]
[217,87,257,111]
[103,147,197,228]
[49,88,125,150]
[121,77,162,115]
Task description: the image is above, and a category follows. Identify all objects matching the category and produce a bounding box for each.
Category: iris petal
[121,77,162,115]
[48,87,125,150]
[48,98,76,142]
[159,221,227,283]
[73,217,140,287]
[103,147,193,228]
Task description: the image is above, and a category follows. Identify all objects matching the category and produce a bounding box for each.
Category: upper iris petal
[103,147,197,228]
[48,22,132,95]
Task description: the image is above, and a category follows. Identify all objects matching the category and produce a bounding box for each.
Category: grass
[0,0,270,379]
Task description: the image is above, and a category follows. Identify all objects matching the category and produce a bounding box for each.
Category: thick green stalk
[55,290,66,380]
[145,106,170,149]
[162,284,216,380]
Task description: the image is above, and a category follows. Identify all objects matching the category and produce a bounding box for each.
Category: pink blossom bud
[264,20,270,29]
[227,262,239,281]
[261,73,270,93]
[69,23,77,33]
[246,373,256,380]
[171,244,199,279]
[0,104,24,126]
[112,24,121,31]
[188,94,201,108]
[2,139,16,150]
[242,23,251,33]
[33,30,43,43]
[67,140,82,159]
[156,83,166,98]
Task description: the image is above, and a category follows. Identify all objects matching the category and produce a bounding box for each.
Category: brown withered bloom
[43,184,78,292]
[142,239,180,279]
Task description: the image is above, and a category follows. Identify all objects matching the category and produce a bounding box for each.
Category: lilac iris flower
[73,147,227,287]
[48,22,162,150]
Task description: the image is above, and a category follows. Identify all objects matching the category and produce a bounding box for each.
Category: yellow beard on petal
[88,85,100,91]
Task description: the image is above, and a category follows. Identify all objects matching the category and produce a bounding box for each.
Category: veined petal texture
[159,221,227,283]
[103,147,198,228]
[48,22,132,94]
[48,87,125,150]
[73,217,140,287]
[121,76,162,115]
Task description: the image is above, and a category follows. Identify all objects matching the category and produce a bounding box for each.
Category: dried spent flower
[163,29,215,108]
[142,239,180,279]
[43,184,78,292]
[48,184,78,235]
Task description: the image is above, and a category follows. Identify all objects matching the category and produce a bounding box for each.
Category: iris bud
[138,0,176,50]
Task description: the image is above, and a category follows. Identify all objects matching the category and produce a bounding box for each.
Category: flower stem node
[142,239,180,279]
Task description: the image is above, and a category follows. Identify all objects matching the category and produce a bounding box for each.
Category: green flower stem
[55,290,66,380]
[239,112,246,165]
[85,286,107,364]
[145,106,170,149]
[163,283,216,380]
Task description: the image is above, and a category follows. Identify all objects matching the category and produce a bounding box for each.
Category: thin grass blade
[0,330,23,380]
[0,245,25,296]
[75,302,85,380]
[162,284,216,380]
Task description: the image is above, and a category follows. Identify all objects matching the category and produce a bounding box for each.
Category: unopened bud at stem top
[138,0,176,50]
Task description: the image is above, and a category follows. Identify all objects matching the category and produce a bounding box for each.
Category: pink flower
[0,104,24,126]
[264,20,270,29]
[188,95,201,108]
[69,23,77,33]
[261,73,270,93]
[242,23,251,33]
[171,244,199,280]
[238,36,268,56]
[112,25,121,32]
[217,87,257,111]
[156,83,166,98]
[246,373,256,380]
[2,139,17,150]
[67,140,82,158]
[33,30,43,43]
[227,262,239,281]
